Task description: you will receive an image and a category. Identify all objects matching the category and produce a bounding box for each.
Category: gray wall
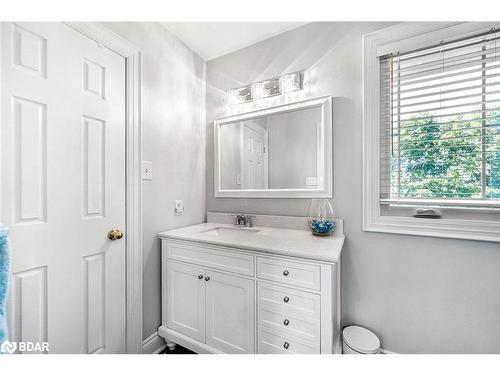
[103,23,206,342]
[206,22,500,353]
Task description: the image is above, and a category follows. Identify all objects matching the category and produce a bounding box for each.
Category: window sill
[363,214,500,242]
[380,199,500,211]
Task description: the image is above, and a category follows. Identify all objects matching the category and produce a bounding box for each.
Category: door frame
[64,22,143,354]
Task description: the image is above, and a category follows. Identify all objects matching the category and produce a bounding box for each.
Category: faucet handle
[244,215,256,227]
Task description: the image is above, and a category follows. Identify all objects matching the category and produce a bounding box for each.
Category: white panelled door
[1,22,126,353]
[241,123,268,189]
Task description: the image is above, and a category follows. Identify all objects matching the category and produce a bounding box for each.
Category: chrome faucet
[234,214,246,226]
[234,214,255,227]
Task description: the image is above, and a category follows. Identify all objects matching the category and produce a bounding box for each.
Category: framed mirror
[214,96,332,198]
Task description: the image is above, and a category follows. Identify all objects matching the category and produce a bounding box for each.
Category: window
[380,30,500,208]
[363,22,500,242]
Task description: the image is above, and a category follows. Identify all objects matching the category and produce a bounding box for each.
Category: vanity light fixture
[226,72,303,105]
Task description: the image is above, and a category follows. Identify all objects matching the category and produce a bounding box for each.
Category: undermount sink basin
[203,226,261,238]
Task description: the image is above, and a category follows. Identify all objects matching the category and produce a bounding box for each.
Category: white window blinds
[380,29,500,207]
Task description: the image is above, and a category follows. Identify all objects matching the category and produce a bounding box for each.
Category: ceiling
[161,22,308,61]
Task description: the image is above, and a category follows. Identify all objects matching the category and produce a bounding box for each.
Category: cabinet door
[205,270,255,353]
[166,261,206,342]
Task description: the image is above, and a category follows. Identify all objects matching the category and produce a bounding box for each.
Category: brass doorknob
[108,229,124,241]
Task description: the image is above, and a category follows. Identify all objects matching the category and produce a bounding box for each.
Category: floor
[161,344,196,354]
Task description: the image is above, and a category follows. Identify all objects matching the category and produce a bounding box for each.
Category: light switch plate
[142,161,153,180]
[174,200,184,215]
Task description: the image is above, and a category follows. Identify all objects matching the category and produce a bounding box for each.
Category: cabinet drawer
[259,305,320,344]
[258,327,319,354]
[256,257,320,290]
[258,282,320,319]
[165,240,255,276]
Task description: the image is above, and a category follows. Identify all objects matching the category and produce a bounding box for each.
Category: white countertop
[158,222,344,263]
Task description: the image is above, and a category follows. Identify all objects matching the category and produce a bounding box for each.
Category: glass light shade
[251,79,280,100]
[250,82,265,100]
[279,73,302,94]
[225,89,240,105]
[307,199,335,236]
[226,87,251,105]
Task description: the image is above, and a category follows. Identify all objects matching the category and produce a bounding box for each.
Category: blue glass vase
[307,199,335,236]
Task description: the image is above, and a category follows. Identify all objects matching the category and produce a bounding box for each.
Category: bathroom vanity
[158,213,344,354]
[157,96,340,354]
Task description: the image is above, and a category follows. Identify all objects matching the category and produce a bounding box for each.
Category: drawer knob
[283,296,290,303]
[205,276,210,281]
[283,270,289,276]
[198,274,203,279]
[283,319,290,326]
[283,341,290,349]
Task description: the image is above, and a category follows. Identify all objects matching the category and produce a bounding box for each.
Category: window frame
[363,22,500,242]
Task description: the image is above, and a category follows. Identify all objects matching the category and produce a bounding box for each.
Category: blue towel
[0,227,10,345]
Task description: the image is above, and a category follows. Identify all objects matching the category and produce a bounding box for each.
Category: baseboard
[142,332,167,354]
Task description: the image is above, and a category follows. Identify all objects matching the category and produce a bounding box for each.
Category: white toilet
[342,326,381,354]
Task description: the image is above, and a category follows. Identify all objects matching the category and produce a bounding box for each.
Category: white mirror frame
[214,96,332,198]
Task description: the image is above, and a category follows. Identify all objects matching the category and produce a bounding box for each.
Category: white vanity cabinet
[158,234,341,354]
[164,258,255,353]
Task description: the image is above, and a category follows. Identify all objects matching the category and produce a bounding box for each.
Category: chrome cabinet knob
[283,270,289,276]
[283,296,290,303]
[205,276,210,281]
[283,341,290,349]
[198,274,203,280]
[283,319,290,326]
